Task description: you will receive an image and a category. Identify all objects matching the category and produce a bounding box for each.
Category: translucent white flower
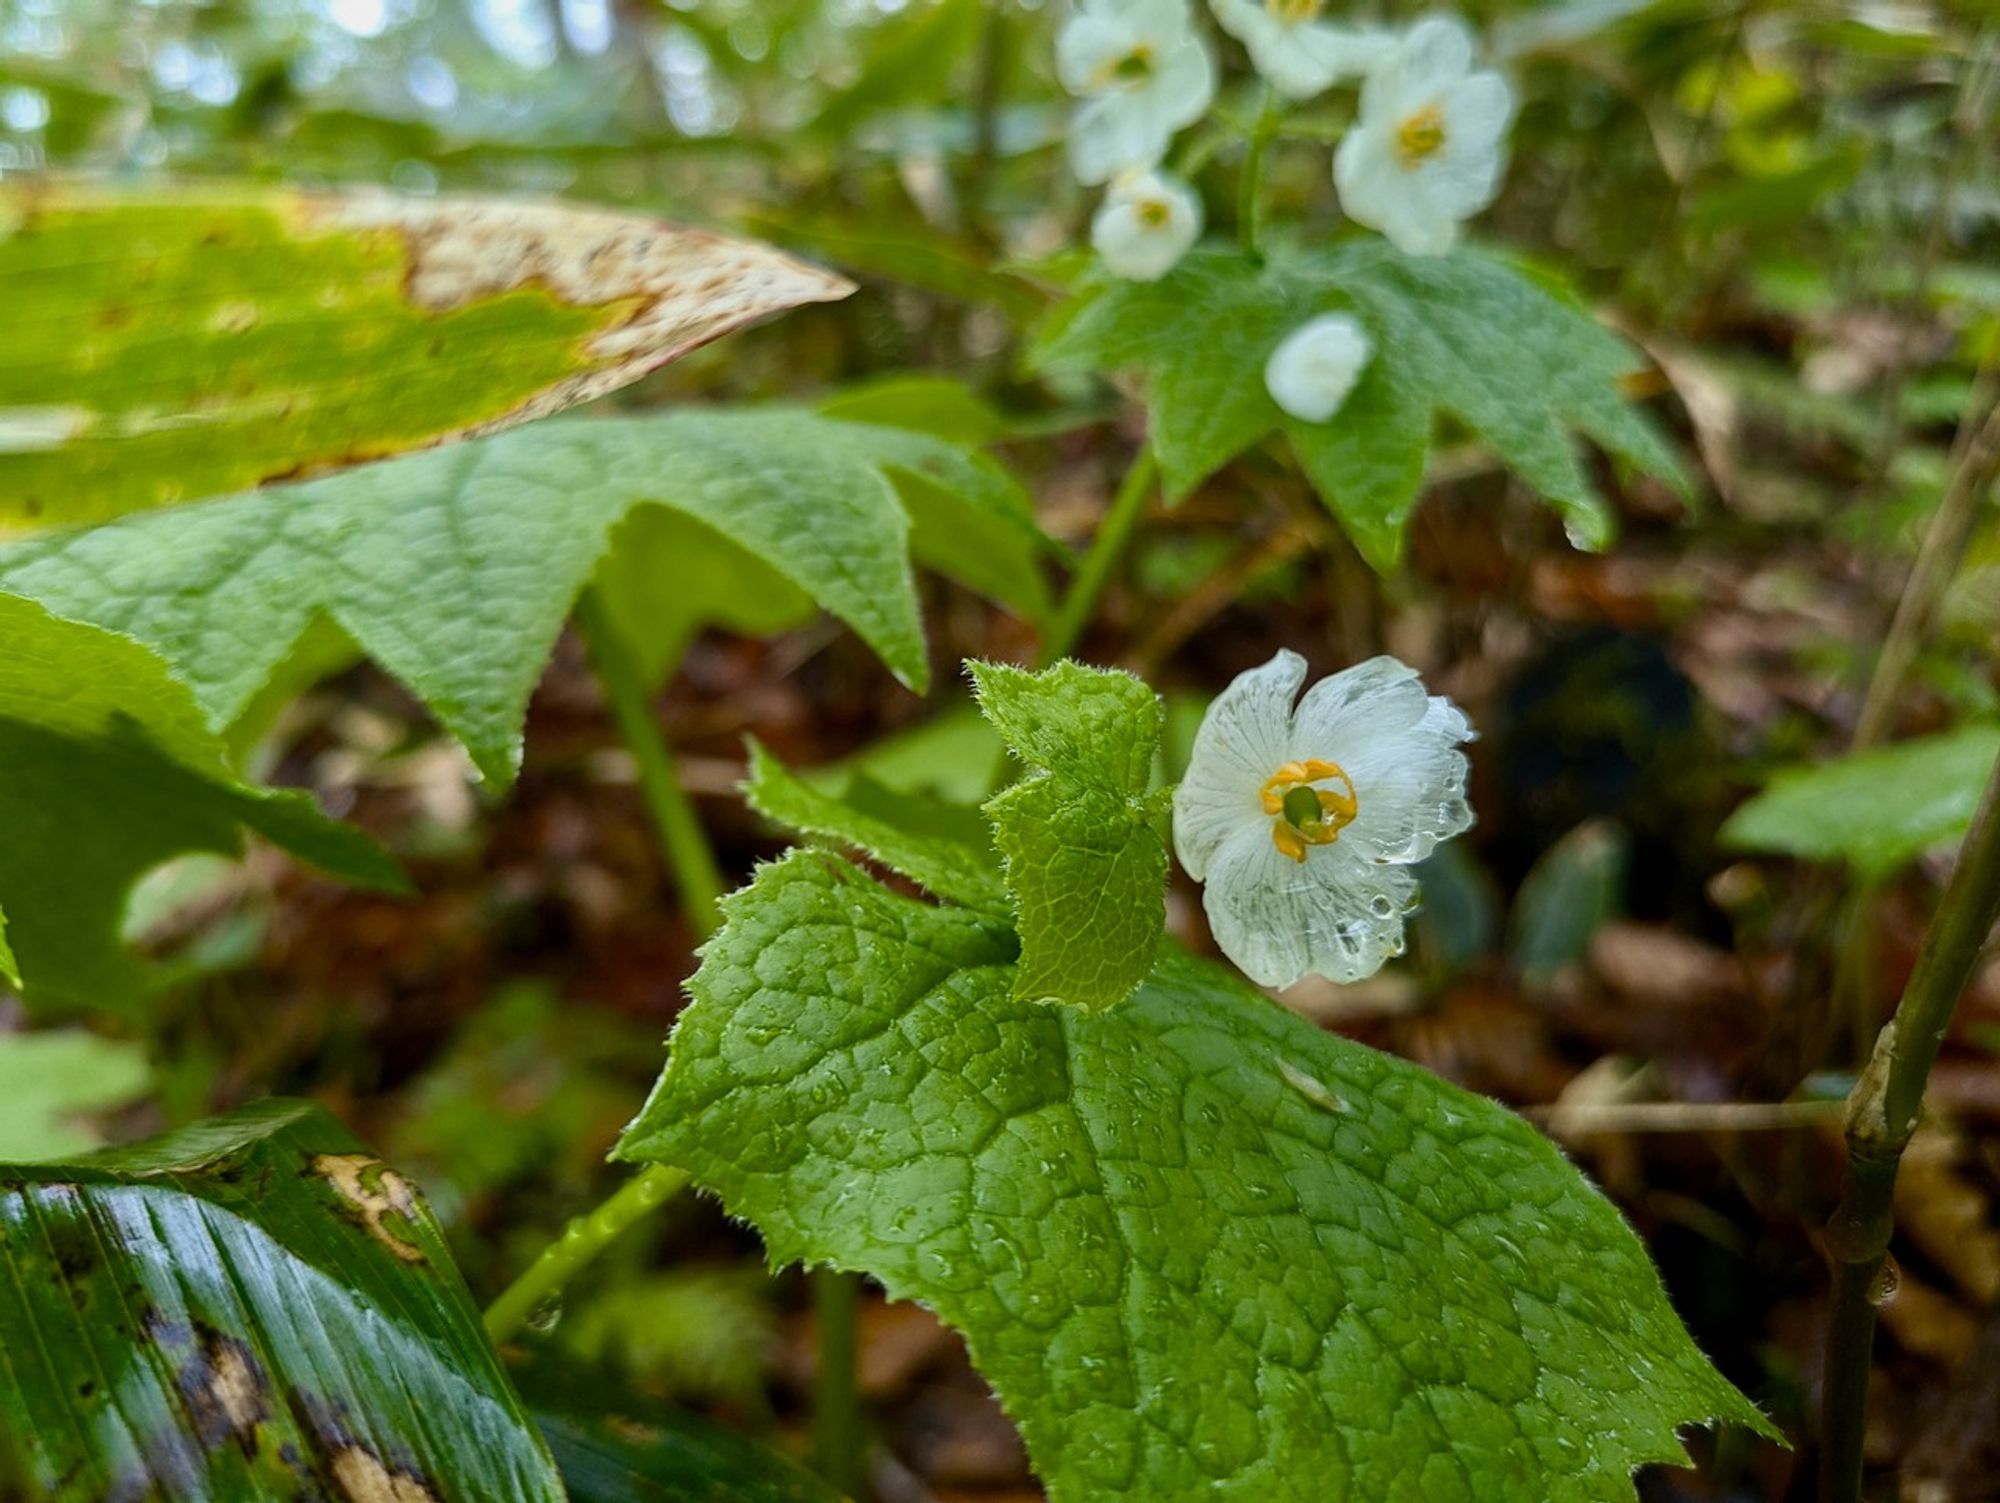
[1332,16,1514,256]
[1209,0,1394,101]
[1058,0,1217,185]
[1264,312,1372,422]
[1172,650,1474,988]
[1091,169,1203,280]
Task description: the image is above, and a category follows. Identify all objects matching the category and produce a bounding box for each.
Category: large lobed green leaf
[0,594,400,1008]
[972,660,1170,1011]
[0,409,1050,785]
[0,181,851,530]
[618,850,1772,1503]
[1721,724,2000,880]
[1031,242,1684,570]
[0,1100,562,1501]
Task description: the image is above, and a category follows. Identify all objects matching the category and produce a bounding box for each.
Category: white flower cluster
[1063,3,1516,408]
[1064,3,1512,263]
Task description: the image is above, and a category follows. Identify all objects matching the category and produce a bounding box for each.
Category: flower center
[1259,758,1359,864]
[1264,0,1324,23]
[1395,104,1448,167]
[1135,197,1172,229]
[1102,44,1155,87]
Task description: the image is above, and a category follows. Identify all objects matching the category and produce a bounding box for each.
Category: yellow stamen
[1135,198,1172,229]
[1265,0,1324,22]
[1259,758,1359,863]
[1099,45,1155,87]
[1396,104,1448,167]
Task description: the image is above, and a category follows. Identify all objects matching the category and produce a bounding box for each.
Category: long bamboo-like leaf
[0,1100,562,1502]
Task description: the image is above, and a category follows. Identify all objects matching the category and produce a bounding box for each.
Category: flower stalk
[1238,85,1279,255]
[1819,739,2000,1503]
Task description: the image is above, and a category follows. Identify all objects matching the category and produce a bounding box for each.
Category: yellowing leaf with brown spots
[0,1100,563,1502]
[0,181,852,529]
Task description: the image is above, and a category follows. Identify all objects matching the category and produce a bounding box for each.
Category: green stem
[1818,741,2000,1503]
[573,587,726,938]
[812,1268,864,1496]
[1238,85,1278,256]
[480,593,729,1345]
[484,1164,691,1343]
[1039,443,1157,666]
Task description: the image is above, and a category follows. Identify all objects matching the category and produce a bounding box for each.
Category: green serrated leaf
[744,739,1006,911]
[618,851,1774,1503]
[1721,724,2000,880]
[0,1099,564,1501]
[0,409,1047,785]
[1031,242,1682,568]
[971,660,1166,1011]
[0,594,401,1008]
[0,1030,151,1160]
[0,182,851,529]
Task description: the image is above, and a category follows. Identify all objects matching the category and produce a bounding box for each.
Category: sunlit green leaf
[0,182,851,528]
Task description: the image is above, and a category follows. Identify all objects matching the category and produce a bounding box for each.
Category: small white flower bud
[1263,313,1372,423]
[1090,170,1203,282]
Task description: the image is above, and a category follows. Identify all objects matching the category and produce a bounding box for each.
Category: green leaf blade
[0,1101,563,1502]
[619,853,1772,1503]
[971,660,1167,1011]
[1721,725,2000,879]
[0,594,400,1008]
[1031,242,1679,563]
[0,408,1043,785]
[744,738,1007,910]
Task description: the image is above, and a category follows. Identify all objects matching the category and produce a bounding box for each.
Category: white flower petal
[1289,655,1473,863]
[1151,31,1217,129]
[1171,649,1307,878]
[1200,824,1417,988]
[1425,71,1513,214]
[1332,15,1510,255]
[1091,170,1203,280]
[1290,23,1398,90]
[1056,12,1137,95]
[1332,124,1398,230]
[1068,93,1165,183]
[1264,312,1373,423]
[1397,14,1476,89]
